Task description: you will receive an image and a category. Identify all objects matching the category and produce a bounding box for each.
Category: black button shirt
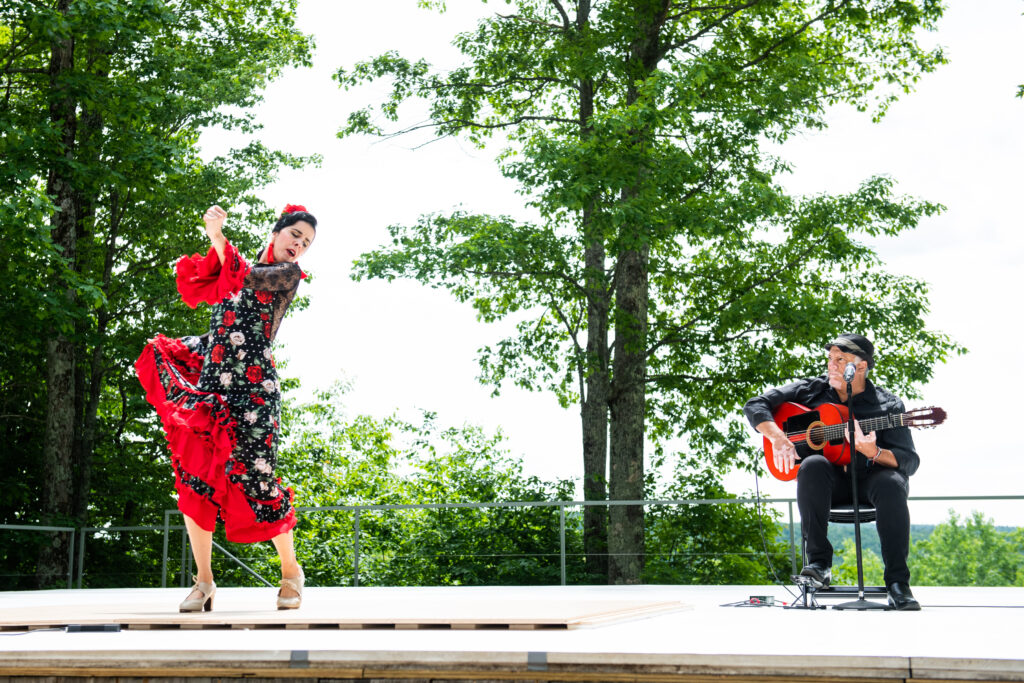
[743,375,920,478]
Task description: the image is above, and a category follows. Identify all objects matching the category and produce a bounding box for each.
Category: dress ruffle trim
[176,240,250,308]
[135,334,235,503]
[135,334,294,543]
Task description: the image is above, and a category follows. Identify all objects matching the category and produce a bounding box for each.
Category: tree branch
[645,373,749,384]
[461,267,589,301]
[664,1,762,53]
[549,0,571,32]
[497,12,566,31]
[739,0,851,71]
[381,113,578,139]
[645,238,823,358]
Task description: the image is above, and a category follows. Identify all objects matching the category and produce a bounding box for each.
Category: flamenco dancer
[136,204,315,612]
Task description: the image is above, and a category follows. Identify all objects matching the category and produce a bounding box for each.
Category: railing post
[66,528,75,589]
[559,504,566,586]
[161,510,171,588]
[77,528,87,589]
[788,501,798,574]
[353,509,360,588]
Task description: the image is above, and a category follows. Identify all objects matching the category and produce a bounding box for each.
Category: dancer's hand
[202,205,228,265]
[203,205,227,237]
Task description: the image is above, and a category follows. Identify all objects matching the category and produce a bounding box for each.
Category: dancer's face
[273,221,315,263]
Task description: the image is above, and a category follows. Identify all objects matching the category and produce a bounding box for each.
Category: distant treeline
[782,513,1024,586]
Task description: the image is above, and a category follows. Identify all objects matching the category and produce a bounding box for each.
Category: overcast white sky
[204,1,1024,525]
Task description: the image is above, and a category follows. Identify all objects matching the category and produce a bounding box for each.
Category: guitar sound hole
[806,423,827,450]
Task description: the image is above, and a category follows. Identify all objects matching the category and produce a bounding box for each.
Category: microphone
[843,362,857,382]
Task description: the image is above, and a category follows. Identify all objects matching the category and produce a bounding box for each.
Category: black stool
[801,504,887,599]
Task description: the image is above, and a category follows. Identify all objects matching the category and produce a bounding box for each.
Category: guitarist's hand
[771,436,799,476]
[849,420,879,459]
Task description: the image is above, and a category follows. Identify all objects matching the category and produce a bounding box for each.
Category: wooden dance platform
[1,585,1022,682]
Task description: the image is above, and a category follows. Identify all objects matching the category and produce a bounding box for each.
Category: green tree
[198,383,784,589]
[832,537,884,587]
[910,511,1024,587]
[337,0,961,583]
[644,468,788,585]
[0,0,314,587]
[226,383,581,588]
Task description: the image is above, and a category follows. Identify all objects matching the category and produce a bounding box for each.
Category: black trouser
[796,454,911,586]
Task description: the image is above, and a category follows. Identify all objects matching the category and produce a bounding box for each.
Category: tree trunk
[37,0,78,589]
[605,2,664,585]
[575,0,609,583]
[71,105,107,526]
[581,202,609,582]
[608,242,649,584]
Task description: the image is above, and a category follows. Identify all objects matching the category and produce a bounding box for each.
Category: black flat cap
[826,333,875,369]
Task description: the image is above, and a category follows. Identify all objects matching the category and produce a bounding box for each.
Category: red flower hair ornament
[282,204,307,216]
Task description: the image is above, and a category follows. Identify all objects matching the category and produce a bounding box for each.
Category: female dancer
[136,204,315,611]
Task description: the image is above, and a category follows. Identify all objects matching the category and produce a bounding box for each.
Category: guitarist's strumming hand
[755,420,799,475]
[771,435,799,476]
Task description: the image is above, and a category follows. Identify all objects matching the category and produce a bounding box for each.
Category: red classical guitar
[764,402,946,481]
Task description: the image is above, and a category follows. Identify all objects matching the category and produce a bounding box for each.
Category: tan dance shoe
[179,579,216,613]
[276,567,304,610]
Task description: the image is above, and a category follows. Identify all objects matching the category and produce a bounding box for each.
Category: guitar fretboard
[790,412,905,442]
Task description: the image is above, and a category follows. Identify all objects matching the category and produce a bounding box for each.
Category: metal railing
[4,495,1021,589]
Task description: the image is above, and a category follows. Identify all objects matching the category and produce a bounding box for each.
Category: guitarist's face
[827,349,867,390]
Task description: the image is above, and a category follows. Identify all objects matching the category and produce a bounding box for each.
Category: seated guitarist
[743,333,921,611]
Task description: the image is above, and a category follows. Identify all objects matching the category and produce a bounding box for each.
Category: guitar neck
[858,412,907,433]
[817,410,907,442]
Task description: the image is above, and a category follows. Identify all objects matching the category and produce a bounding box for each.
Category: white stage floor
[1,584,1022,681]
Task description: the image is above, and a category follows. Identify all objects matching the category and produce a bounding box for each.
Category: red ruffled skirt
[135,334,296,543]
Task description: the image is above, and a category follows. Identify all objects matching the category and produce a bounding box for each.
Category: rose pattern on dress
[246,365,263,383]
[142,254,304,539]
[192,278,291,524]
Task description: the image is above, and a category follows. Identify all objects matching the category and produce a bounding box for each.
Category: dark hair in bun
[273,204,317,233]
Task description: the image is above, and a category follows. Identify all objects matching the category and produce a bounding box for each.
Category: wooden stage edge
[2,586,1022,682]
[2,651,1024,683]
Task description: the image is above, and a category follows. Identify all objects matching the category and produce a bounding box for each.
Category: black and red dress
[136,242,305,542]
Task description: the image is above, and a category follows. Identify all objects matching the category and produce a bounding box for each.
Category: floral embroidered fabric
[135,242,304,543]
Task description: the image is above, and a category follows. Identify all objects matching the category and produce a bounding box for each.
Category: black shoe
[799,561,832,587]
[887,582,921,611]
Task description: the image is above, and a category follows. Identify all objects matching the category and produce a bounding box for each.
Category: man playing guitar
[744,333,921,610]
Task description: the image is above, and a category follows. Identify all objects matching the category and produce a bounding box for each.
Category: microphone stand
[834,374,889,611]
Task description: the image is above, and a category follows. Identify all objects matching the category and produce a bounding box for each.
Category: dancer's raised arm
[202,205,229,264]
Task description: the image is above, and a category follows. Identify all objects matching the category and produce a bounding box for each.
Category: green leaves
[0,0,316,555]
[341,0,959,444]
[274,384,579,587]
[909,511,1024,586]
[339,0,960,583]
